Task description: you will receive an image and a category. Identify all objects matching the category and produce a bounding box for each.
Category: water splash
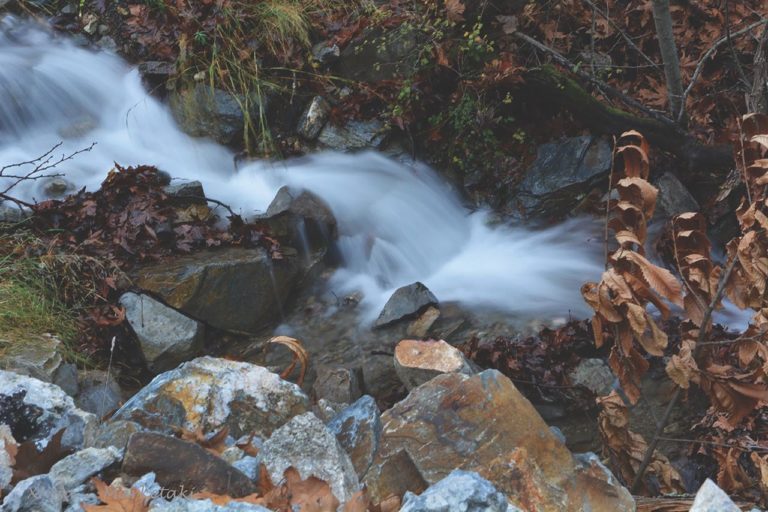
[0,18,604,323]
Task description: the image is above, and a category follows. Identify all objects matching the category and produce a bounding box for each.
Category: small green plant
[193,31,209,46]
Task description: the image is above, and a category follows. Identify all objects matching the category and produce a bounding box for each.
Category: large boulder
[120,292,205,373]
[514,136,612,220]
[111,357,309,438]
[363,370,634,511]
[134,247,301,334]
[0,370,97,450]
[169,84,268,146]
[261,412,360,504]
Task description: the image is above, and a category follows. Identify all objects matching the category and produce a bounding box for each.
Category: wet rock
[261,412,360,503]
[134,247,301,334]
[263,186,338,258]
[112,357,308,438]
[654,172,700,220]
[87,420,142,451]
[312,42,340,64]
[75,369,122,417]
[514,136,612,220]
[0,370,97,450]
[318,119,388,151]
[297,96,331,140]
[375,282,438,328]
[406,306,441,338]
[312,365,363,404]
[0,203,31,223]
[0,334,63,383]
[364,370,633,511]
[123,432,256,497]
[689,478,739,512]
[1,475,65,512]
[164,180,206,206]
[50,446,121,490]
[41,177,74,198]
[339,25,426,82]
[96,35,117,52]
[120,292,205,373]
[327,395,382,478]
[568,358,615,397]
[169,84,268,146]
[0,425,15,493]
[400,470,517,512]
[393,339,474,391]
[57,115,97,139]
[139,61,176,94]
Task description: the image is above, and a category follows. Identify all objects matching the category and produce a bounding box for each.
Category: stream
[1,17,606,324]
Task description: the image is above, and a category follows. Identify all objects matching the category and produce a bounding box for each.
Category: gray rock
[263,186,338,258]
[375,282,438,328]
[311,42,340,64]
[52,363,78,398]
[150,498,271,511]
[327,395,382,478]
[313,366,362,404]
[568,358,615,396]
[139,61,175,93]
[96,36,117,52]
[41,177,74,198]
[112,357,308,438]
[164,181,206,206]
[400,470,518,512]
[119,292,205,373]
[514,136,612,219]
[75,369,122,417]
[261,412,360,503]
[654,172,699,220]
[87,420,142,451]
[132,472,163,499]
[1,475,66,512]
[232,456,260,481]
[63,489,100,512]
[339,25,426,82]
[169,84,268,146]
[297,96,330,140]
[0,370,97,450]
[0,334,63,383]
[49,446,121,490]
[0,425,15,493]
[689,478,740,512]
[134,248,302,334]
[0,203,31,223]
[318,119,387,151]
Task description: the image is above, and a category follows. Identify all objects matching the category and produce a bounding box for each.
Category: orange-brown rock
[393,339,474,390]
[363,370,634,511]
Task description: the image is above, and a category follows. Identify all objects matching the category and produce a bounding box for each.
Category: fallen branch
[0,142,96,197]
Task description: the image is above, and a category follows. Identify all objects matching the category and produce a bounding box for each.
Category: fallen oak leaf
[11,429,72,484]
[83,478,150,512]
[445,0,465,22]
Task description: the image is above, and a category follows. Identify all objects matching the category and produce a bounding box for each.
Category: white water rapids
[0,18,607,323]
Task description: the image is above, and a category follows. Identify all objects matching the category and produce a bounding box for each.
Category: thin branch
[630,255,739,493]
[172,195,239,218]
[0,142,96,196]
[724,0,752,90]
[581,0,661,73]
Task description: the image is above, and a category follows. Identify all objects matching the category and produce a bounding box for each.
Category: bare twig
[630,255,739,493]
[0,142,96,197]
[172,195,239,218]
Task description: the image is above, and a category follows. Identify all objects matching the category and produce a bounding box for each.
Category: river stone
[568,358,615,397]
[0,203,31,223]
[0,334,63,383]
[375,282,438,328]
[164,180,206,206]
[327,395,382,478]
[654,172,699,219]
[393,339,474,391]
[111,357,308,438]
[312,365,363,404]
[120,292,205,373]
[689,478,740,512]
[400,470,518,512]
[514,136,612,219]
[263,186,338,257]
[0,425,15,493]
[317,119,387,151]
[41,177,74,198]
[297,96,331,140]
[261,412,360,504]
[169,84,268,146]
[123,432,256,498]
[364,370,634,511]
[134,247,301,334]
[49,446,121,490]
[0,370,97,450]
[1,474,65,512]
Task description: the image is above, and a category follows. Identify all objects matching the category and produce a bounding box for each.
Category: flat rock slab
[111,357,308,438]
[394,339,474,390]
[123,432,255,497]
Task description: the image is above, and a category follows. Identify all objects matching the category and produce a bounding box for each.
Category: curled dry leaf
[268,335,309,386]
[83,478,150,512]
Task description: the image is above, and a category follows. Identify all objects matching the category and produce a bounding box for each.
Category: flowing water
[0,17,608,324]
